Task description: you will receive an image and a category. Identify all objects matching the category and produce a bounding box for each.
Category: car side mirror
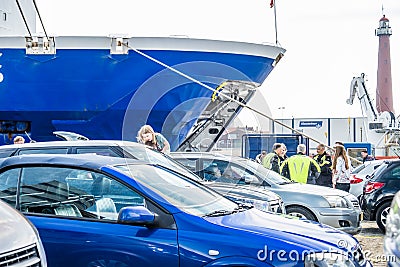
[118,206,157,226]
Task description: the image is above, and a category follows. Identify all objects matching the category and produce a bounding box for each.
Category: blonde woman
[137,125,170,154]
[332,145,351,192]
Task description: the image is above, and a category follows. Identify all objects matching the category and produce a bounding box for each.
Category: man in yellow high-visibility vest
[280,144,320,184]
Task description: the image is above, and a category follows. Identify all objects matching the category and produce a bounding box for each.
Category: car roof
[0,153,141,170]
[170,151,240,160]
[0,140,143,149]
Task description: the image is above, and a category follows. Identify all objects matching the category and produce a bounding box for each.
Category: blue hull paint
[0,44,278,148]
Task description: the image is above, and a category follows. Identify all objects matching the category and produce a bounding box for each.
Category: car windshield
[123,146,202,182]
[236,158,292,185]
[115,164,238,216]
[357,162,383,176]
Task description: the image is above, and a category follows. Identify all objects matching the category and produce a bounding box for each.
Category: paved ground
[354,220,388,266]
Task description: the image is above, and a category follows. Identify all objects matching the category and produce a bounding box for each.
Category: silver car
[171,152,362,235]
[0,199,47,266]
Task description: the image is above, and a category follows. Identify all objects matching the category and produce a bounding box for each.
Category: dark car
[361,159,400,232]
[171,151,362,235]
[0,154,370,267]
[0,140,285,214]
[350,159,388,200]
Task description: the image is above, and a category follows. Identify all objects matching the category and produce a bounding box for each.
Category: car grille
[0,243,42,267]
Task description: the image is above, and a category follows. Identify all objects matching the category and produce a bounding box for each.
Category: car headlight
[304,252,355,267]
[251,199,273,213]
[324,196,349,208]
[228,196,272,213]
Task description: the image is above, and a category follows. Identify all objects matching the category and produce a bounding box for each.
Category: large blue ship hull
[0,36,284,149]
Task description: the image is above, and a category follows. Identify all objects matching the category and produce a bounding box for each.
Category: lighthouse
[375,15,394,113]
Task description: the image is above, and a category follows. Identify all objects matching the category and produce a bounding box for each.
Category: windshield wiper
[235,203,253,211]
[279,181,293,185]
[203,209,235,217]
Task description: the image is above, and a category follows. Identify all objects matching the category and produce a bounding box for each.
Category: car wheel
[376,201,391,233]
[286,206,317,222]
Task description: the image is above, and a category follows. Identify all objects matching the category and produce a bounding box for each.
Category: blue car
[0,154,370,267]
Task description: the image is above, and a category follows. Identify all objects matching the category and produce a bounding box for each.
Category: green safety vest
[282,154,320,184]
[262,152,275,169]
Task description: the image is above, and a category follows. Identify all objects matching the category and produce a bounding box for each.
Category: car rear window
[351,164,365,174]
[18,148,68,155]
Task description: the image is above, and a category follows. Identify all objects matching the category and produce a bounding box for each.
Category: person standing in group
[255,151,267,164]
[137,125,170,154]
[280,144,320,184]
[262,143,285,174]
[313,143,333,187]
[13,136,25,144]
[332,145,352,192]
[281,143,288,161]
[361,150,375,163]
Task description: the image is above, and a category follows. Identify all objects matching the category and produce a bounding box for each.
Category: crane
[347,73,400,157]
[347,73,397,131]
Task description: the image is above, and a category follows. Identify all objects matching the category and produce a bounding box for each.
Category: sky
[33,0,400,122]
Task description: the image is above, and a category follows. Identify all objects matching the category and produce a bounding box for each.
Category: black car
[361,159,400,232]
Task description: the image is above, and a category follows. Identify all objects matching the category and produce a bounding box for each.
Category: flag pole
[273,0,279,45]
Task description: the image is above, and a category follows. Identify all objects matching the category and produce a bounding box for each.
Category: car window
[380,164,400,180]
[236,158,289,185]
[0,148,16,158]
[18,148,68,155]
[175,158,197,173]
[75,147,120,157]
[0,168,20,206]
[371,163,388,181]
[201,159,249,184]
[351,164,366,174]
[13,166,144,221]
[358,162,382,176]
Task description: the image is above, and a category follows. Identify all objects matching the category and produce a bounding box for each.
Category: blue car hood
[204,208,357,252]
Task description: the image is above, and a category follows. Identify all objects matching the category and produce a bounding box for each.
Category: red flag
[270,0,274,8]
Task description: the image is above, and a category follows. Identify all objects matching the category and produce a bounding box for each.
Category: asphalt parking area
[354,220,388,266]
